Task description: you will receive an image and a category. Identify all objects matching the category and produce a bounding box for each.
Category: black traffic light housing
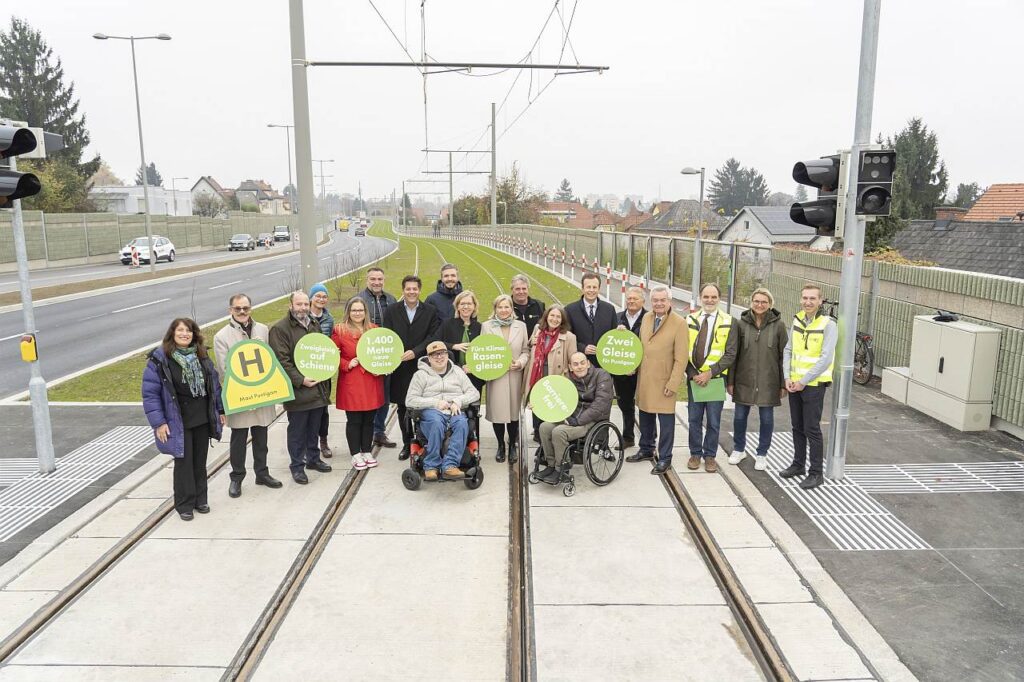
[0,124,42,205]
[791,154,847,238]
[855,149,895,216]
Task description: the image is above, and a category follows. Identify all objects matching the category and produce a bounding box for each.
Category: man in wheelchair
[405,341,481,481]
[538,352,614,483]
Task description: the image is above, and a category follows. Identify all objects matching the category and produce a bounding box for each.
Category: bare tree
[280,265,303,297]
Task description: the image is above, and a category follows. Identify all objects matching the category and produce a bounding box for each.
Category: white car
[120,236,175,264]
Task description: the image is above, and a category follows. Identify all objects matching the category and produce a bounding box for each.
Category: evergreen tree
[554,178,574,202]
[793,184,808,202]
[707,158,771,215]
[135,162,163,187]
[621,197,637,215]
[950,182,982,209]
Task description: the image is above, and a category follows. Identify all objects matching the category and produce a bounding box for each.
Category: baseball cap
[426,341,447,355]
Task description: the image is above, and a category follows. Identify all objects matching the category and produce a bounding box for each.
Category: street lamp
[681,166,706,311]
[93,32,171,274]
[267,123,295,213]
[170,176,187,216]
[497,200,507,225]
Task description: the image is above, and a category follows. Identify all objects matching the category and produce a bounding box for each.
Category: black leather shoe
[228,480,242,498]
[800,472,824,490]
[540,466,560,483]
[779,464,805,479]
[398,445,410,461]
[508,443,518,464]
[374,434,397,448]
[196,504,211,514]
[179,511,194,521]
[292,471,309,485]
[626,452,655,463]
[651,460,671,476]
[305,459,332,473]
[495,442,506,463]
[255,475,283,489]
[622,438,636,448]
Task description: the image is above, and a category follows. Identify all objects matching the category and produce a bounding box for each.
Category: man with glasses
[308,283,335,458]
[357,267,398,448]
[213,294,283,497]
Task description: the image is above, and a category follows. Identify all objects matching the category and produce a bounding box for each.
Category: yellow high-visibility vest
[686,310,732,375]
[790,313,833,386]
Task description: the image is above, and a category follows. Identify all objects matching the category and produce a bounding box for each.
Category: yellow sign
[221,339,294,415]
[20,334,37,363]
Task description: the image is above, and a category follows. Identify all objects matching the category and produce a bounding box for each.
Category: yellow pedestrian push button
[20,334,37,363]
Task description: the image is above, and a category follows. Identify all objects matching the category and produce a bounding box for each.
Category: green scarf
[171,346,206,398]
[492,315,514,328]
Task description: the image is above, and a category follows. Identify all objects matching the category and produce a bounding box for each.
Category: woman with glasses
[332,297,384,470]
[481,294,529,463]
[727,288,789,471]
[438,290,485,395]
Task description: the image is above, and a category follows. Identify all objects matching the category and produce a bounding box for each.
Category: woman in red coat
[332,297,384,470]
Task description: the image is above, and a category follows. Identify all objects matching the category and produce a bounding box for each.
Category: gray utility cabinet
[907,315,1000,431]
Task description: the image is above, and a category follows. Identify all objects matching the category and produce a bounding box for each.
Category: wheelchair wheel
[583,421,624,486]
[401,468,421,491]
[528,472,541,484]
[465,467,484,490]
[562,482,576,497]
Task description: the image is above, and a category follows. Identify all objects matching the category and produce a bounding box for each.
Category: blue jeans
[732,404,775,456]
[373,376,391,436]
[419,409,469,471]
[639,410,675,465]
[687,399,723,459]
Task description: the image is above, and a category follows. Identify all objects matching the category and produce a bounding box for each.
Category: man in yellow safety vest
[779,283,837,490]
[685,283,738,473]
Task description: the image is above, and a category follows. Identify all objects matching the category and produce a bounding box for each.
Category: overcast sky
[12,0,1024,205]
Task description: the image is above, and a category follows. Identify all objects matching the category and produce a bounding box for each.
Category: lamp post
[93,32,171,274]
[681,166,705,311]
[497,200,507,225]
[267,123,295,213]
[169,176,187,216]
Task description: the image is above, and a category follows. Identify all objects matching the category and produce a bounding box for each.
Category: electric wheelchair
[401,404,484,491]
[528,419,624,496]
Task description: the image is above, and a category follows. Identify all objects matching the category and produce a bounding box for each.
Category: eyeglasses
[751,300,770,306]
[428,351,447,358]
[232,306,251,313]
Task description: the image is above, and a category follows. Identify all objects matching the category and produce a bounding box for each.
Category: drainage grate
[846,462,1024,494]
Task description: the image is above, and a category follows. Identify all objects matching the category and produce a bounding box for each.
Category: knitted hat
[309,283,328,298]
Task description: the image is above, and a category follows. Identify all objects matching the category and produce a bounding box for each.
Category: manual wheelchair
[528,419,624,497]
[401,404,484,491]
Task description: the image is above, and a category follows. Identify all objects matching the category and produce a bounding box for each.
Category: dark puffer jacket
[141,347,224,457]
[729,308,788,407]
[425,280,463,324]
[566,366,614,427]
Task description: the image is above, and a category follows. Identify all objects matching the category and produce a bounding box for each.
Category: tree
[950,182,983,209]
[793,184,808,202]
[767,191,795,207]
[19,156,95,213]
[135,162,163,187]
[621,197,637,215]
[193,192,225,218]
[593,199,604,211]
[555,178,574,202]
[453,194,487,225]
[707,158,772,215]
[495,162,547,225]
[88,161,124,187]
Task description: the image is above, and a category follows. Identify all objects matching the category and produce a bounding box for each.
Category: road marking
[110,298,171,314]
[208,280,244,290]
[263,269,286,277]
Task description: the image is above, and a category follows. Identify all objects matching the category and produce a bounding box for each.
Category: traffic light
[0,124,42,207]
[855,149,895,216]
[790,152,848,238]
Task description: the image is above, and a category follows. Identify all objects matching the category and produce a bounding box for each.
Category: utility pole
[490,102,497,229]
[448,152,453,230]
[288,0,318,290]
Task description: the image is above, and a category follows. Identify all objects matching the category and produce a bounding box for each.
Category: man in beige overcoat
[631,285,688,475]
[213,293,283,498]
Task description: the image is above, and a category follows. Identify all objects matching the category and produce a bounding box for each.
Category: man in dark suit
[382,275,441,459]
[613,286,647,448]
[565,272,618,367]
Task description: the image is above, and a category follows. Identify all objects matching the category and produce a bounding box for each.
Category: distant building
[962,184,1024,222]
[630,199,726,234]
[89,185,193,216]
[717,206,831,250]
[540,201,594,229]
[236,179,290,215]
[891,207,1024,279]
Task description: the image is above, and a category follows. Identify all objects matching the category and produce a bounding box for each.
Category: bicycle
[821,299,875,386]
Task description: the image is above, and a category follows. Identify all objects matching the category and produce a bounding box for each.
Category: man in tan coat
[631,285,688,475]
[213,294,283,498]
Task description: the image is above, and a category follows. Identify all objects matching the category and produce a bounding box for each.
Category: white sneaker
[753,457,768,471]
[351,453,367,470]
[727,451,746,465]
[362,452,379,468]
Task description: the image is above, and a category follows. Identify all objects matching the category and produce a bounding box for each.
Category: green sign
[356,327,403,375]
[466,334,512,381]
[294,334,340,381]
[221,339,295,415]
[596,329,644,375]
[530,375,579,423]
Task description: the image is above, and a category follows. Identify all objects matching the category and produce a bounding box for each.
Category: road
[0,231,393,400]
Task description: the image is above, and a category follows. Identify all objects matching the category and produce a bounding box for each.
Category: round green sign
[356,327,403,375]
[529,375,579,423]
[294,334,340,381]
[596,329,644,375]
[466,334,512,381]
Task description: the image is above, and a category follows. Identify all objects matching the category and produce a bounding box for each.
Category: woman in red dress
[332,297,384,470]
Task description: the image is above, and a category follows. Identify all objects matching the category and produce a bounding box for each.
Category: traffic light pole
[289,0,319,291]
[8,155,56,474]
[825,0,882,480]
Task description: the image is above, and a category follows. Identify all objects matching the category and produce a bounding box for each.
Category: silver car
[229,233,256,251]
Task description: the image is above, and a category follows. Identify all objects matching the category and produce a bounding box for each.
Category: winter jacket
[566,366,613,427]
[141,346,224,457]
[268,312,331,412]
[357,287,397,327]
[381,299,441,407]
[213,318,278,429]
[310,307,335,337]
[425,280,464,325]
[729,308,788,407]
[480,318,529,423]
[332,324,385,412]
[437,316,485,393]
[522,327,576,405]
[513,297,546,338]
[636,311,689,414]
[405,356,481,410]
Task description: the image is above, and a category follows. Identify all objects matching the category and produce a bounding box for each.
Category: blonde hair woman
[438,290,485,394]
[481,294,529,463]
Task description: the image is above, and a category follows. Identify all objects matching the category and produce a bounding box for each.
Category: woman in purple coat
[142,318,225,521]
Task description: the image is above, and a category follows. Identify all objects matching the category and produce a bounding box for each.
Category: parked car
[257,233,274,247]
[229,233,256,251]
[120,236,175,265]
[273,225,291,241]
[353,224,366,237]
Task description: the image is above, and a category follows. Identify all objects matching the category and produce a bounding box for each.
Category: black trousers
[229,425,269,482]
[398,405,411,446]
[613,373,638,441]
[287,407,325,473]
[174,422,210,514]
[789,384,827,475]
[345,410,376,455]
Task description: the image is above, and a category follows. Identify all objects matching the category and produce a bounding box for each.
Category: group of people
[141,259,837,520]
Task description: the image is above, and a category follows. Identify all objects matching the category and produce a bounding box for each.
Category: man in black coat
[565,272,618,367]
[511,274,545,337]
[615,286,647,448]
[382,275,441,459]
[357,267,398,448]
[425,263,463,325]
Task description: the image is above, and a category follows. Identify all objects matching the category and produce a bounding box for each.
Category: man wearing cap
[308,283,336,458]
[405,341,480,480]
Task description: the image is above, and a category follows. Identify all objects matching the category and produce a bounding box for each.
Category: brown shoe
[424,469,439,481]
[320,438,333,458]
[686,456,701,470]
[443,467,465,479]
[704,457,718,473]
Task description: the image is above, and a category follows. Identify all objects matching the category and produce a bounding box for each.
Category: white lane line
[110,298,171,314]
[208,280,244,291]
[263,269,286,277]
